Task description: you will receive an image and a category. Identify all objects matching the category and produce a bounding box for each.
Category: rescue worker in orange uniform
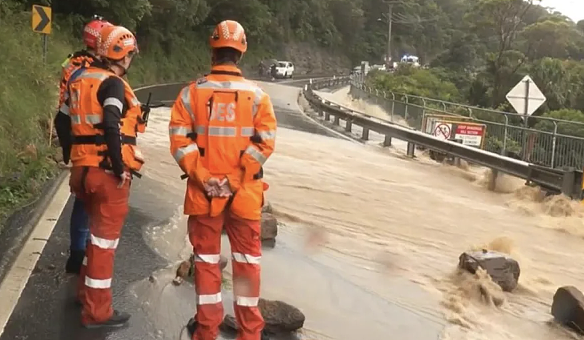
[54,15,113,275]
[58,25,145,329]
[169,20,277,340]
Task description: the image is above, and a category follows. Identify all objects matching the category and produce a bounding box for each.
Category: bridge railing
[303,77,584,199]
[350,81,584,170]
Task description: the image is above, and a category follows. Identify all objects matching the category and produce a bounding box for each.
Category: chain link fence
[350,80,584,170]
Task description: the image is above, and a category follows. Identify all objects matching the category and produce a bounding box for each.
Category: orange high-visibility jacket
[169,65,277,220]
[66,67,145,172]
[58,51,95,109]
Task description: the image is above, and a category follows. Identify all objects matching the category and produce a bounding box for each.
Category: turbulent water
[132,82,584,340]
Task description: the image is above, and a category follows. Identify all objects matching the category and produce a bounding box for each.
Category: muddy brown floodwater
[132,82,584,340]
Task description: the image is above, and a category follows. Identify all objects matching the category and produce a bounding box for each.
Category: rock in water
[458,249,520,292]
[261,213,278,241]
[262,201,273,214]
[221,298,305,334]
[173,254,229,285]
[552,286,584,334]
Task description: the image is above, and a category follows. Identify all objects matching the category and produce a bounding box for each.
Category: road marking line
[0,174,71,336]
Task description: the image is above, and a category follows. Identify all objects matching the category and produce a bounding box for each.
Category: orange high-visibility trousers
[188,211,264,340]
[69,166,130,325]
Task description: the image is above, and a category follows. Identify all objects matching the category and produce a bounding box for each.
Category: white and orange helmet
[97,25,139,61]
[210,20,247,54]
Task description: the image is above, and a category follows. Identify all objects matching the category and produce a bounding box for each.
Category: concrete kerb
[0,170,69,285]
[0,169,70,336]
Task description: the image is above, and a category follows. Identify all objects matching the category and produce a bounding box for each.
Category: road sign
[454,123,485,147]
[32,5,51,34]
[505,75,546,116]
[433,122,451,140]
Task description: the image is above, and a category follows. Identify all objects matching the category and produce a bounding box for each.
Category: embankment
[0,9,347,228]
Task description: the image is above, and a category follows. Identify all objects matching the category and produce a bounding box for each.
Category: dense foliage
[362,0,584,125]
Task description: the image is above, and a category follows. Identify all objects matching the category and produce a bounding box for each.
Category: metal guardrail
[303,77,584,199]
[133,75,333,105]
[349,80,584,170]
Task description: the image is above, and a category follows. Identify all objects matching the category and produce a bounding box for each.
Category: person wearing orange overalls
[54,15,113,275]
[59,25,146,329]
[168,20,277,340]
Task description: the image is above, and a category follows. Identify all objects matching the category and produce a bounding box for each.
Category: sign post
[505,75,547,161]
[31,4,52,65]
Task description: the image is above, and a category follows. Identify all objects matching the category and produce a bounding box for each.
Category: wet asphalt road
[0,81,341,340]
[0,81,444,340]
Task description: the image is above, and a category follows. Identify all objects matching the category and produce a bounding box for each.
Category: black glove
[140,104,151,123]
[141,104,151,116]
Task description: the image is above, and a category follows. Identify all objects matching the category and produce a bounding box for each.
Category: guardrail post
[333,115,340,125]
[453,139,463,166]
[325,112,330,121]
[345,119,352,132]
[487,169,499,192]
[406,142,415,157]
[383,135,392,147]
[561,167,576,198]
[361,128,370,141]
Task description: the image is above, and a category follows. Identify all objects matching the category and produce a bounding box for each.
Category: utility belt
[72,133,143,178]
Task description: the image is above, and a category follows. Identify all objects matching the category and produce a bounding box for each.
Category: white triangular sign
[505,75,547,116]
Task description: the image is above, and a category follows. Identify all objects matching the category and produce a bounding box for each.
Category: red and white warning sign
[433,123,452,140]
[454,124,485,147]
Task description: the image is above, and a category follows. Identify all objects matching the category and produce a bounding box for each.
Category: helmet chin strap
[115,61,128,76]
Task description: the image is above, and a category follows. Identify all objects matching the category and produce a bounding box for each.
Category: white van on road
[273,61,295,79]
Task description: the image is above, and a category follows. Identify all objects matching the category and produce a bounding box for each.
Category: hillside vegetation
[364,0,584,134]
[0,0,370,223]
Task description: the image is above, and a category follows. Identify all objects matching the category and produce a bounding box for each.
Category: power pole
[387,2,393,67]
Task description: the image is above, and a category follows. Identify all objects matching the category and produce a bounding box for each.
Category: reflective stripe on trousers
[188,212,264,340]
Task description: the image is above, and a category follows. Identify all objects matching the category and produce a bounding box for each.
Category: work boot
[83,310,131,329]
[186,318,198,339]
[65,249,85,274]
[187,317,270,339]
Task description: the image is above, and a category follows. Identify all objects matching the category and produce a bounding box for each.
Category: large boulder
[458,249,520,292]
[221,298,305,335]
[552,286,584,334]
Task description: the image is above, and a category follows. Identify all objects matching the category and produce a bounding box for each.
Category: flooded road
[4,80,584,340]
[139,81,584,340]
[135,81,445,340]
[296,85,584,340]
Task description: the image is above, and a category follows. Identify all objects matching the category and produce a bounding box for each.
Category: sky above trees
[539,0,584,22]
